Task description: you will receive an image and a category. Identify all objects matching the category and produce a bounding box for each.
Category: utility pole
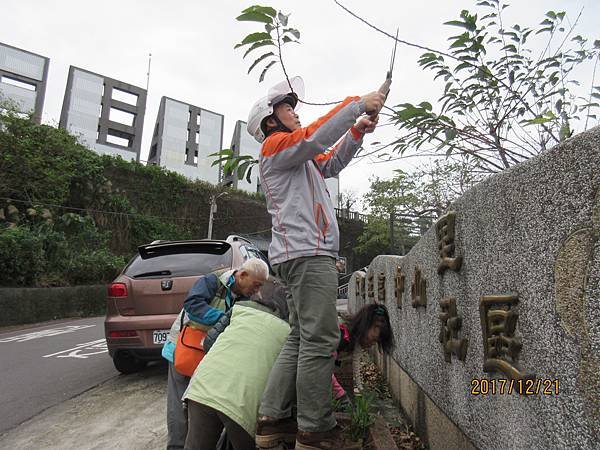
[207,192,227,239]
[146,53,152,92]
[389,209,395,254]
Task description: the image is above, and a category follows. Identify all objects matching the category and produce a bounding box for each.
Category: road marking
[43,338,108,359]
[0,325,96,343]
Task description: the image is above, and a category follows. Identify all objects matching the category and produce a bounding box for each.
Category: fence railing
[338,283,348,299]
[335,208,369,223]
[337,265,368,299]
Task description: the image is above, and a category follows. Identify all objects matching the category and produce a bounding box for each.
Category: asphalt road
[0,316,119,434]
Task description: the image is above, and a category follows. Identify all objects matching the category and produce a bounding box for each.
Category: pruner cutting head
[378,28,399,97]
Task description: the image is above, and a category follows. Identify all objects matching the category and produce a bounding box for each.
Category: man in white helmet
[248,77,385,450]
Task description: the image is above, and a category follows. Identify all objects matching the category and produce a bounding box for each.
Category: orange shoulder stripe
[313,126,363,163]
[261,96,360,157]
[314,145,338,163]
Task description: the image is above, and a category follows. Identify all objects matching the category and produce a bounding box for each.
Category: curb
[367,414,399,449]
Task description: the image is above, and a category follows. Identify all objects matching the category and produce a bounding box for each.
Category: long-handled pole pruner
[370,28,398,119]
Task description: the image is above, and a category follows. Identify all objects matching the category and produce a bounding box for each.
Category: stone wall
[349,126,600,449]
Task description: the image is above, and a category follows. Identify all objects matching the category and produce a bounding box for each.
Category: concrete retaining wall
[350,126,600,450]
[0,285,106,327]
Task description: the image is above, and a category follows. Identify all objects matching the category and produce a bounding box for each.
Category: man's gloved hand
[361,91,386,116]
[354,115,379,134]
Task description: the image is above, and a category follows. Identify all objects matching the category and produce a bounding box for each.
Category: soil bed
[358,352,427,450]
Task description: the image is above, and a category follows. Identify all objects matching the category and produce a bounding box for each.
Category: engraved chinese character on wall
[360,276,366,300]
[436,211,463,275]
[480,294,535,380]
[395,266,405,309]
[377,273,386,303]
[411,266,427,308]
[367,272,374,301]
[439,297,468,362]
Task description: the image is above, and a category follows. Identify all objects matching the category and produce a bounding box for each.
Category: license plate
[153,330,169,345]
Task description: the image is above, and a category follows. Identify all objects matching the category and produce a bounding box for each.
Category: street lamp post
[207,192,227,239]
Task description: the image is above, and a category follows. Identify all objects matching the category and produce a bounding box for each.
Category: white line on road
[43,339,108,359]
[0,325,96,343]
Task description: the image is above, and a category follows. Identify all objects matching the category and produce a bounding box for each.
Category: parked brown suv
[104,235,283,374]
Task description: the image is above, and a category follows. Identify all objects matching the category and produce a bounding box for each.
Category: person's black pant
[184,401,255,450]
[167,362,190,449]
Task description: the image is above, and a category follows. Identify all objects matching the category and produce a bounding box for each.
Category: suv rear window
[124,242,233,278]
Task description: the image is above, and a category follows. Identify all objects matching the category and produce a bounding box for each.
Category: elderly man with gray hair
[163,258,270,450]
[182,259,290,450]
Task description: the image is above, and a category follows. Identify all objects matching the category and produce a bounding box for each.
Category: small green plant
[332,396,350,413]
[346,392,376,442]
[209,148,257,185]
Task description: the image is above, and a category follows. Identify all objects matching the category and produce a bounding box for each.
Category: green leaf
[283,28,301,39]
[525,111,555,125]
[418,52,437,65]
[444,128,457,141]
[236,12,273,24]
[223,155,241,175]
[536,27,553,35]
[259,60,277,82]
[209,149,233,166]
[248,52,275,74]
[236,32,272,48]
[277,12,289,27]
[455,61,472,71]
[444,20,466,28]
[444,9,477,31]
[245,165,254,183]
[282,36,299,44]
[237,160,251,180]
[559,125,571,141]
[243,40,274,59]
[241,5,277,17]
[449,32,470,48]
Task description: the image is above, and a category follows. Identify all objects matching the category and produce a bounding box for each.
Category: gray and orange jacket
[258,96,366,265]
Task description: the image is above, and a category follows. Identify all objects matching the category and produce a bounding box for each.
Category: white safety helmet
[247,76,305,143]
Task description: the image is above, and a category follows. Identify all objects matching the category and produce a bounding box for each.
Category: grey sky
[2,0,598,203]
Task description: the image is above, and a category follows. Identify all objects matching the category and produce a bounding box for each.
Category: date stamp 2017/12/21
[471,378,560,396]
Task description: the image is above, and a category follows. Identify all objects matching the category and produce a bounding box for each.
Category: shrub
[0,226,45,286]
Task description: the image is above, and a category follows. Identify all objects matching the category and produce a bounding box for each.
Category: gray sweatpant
[167,362,191,450]
[259,256,339,432]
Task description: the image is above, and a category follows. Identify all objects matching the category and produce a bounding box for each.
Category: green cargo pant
[259,256,339,432]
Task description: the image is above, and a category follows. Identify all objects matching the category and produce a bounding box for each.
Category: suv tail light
[108,283,128,297]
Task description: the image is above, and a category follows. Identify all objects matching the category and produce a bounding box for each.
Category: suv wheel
[113,351,147,374]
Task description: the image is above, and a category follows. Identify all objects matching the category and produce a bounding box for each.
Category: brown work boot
[255,416,298,449]
[294,425,362,450]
